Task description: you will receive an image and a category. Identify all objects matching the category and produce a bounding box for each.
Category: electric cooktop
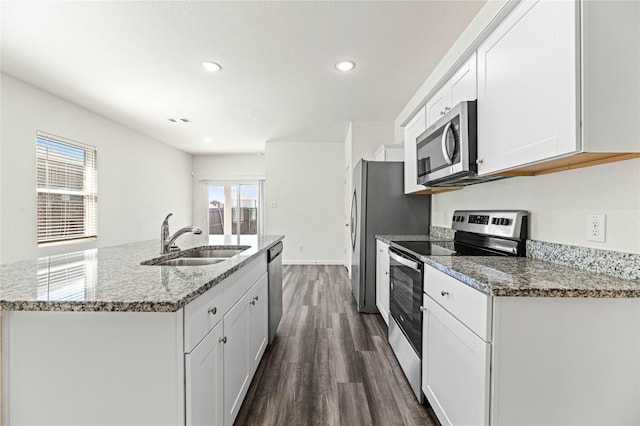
[392,210,530,258]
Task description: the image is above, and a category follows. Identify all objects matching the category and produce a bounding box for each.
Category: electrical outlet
[586,214,606,243]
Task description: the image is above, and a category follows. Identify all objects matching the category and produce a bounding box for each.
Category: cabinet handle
[419,306,427,312]
[207,307,217,315]
[219,336,227,344]
[441,291,449,297]
[477,159,484,165]
[440,110,446,116]
[250,300,256,306]
[385,271,389,275]
[444,106,451,112]
[254,296,259,301]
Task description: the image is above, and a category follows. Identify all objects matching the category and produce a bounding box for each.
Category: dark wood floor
[235,265,437,426]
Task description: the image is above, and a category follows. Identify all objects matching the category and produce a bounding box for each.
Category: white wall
[265,141,344,264]
[347,121,395,170]
[191,154,265,232]
[0,74,193,263]
[432,159,640,254]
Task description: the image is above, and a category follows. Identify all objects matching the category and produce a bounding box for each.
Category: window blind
[36,132,97,244]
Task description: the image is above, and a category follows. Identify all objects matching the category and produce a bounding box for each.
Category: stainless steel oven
[388,246,424,402]
[387,210,529,404]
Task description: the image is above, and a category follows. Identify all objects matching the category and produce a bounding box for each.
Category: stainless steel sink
[156,258,225,266]
[179,247,249,259]
[141,245,251,266]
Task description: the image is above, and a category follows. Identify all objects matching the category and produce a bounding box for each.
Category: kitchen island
[0,234,283,426]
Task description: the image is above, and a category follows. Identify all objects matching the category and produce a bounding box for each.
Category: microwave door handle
[389,250,421,271]
[441,121,454,165]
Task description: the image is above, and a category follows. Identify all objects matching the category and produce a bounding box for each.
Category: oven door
[389,247,423,356]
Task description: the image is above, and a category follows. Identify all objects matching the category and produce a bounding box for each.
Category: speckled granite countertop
[376,233,640,297]
[422,256,640,297]
[0,234,283,312]
[375,234,453,245]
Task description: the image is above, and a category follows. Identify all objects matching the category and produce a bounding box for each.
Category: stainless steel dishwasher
[267,241,283,344]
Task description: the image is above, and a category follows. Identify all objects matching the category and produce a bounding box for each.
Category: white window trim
[36,131,98,245]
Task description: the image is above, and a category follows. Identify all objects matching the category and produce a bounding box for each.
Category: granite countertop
[378,233,640,298]
[376,234,453,245]
[424,255,640,298]
[0,234,284,312]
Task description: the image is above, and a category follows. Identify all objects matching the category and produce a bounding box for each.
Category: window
[36,132,97,244]
[207,182,263,236]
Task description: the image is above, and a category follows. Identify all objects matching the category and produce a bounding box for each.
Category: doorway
[207,183,261,235]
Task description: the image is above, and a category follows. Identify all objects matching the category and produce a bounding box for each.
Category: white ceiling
[1,1,485,155]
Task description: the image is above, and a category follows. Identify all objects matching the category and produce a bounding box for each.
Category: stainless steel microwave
[416,100,478,187]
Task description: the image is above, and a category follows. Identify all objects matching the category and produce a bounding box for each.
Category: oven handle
[389,249,421,271]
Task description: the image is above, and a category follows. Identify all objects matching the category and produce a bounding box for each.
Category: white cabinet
[223,287,253,425]
[222,271,268,425]
[374,144,404,162]
[426,53,477,128]
[422,263,640,425]
[476,0,579,175]
[422,295,490,426]
[185,321,224,426]
[248,273,269,376]
[422,266,491,426]
[375,240,390,325]
[183,256,269,426]
[403,106,426,194]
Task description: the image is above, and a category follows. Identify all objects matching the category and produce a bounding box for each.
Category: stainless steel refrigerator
[350,160,430,313]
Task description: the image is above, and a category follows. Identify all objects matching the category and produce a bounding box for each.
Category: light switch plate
[586,214,606,243]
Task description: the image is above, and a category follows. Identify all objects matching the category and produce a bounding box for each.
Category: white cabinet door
[404,106,426,194]
[476,0,578,175]
[425,53,477,129]
[375,240,390,325]
[185,321,224,426]
[248,273,269,375]
[425,86,449,128]
[423,296,490,426]
[223,290,252,425]
[448,52,477,109]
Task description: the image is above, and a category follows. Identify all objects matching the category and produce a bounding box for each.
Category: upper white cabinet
[400,0,640,181]
[475,0,640,176]
[403,106,426,194]
[426,53,477,128]
[476,0,578,175]
[374,144,404,162]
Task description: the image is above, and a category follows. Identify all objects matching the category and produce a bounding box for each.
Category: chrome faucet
[161,213,203,254]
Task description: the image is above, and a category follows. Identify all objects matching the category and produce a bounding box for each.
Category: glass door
[207,183,259,236]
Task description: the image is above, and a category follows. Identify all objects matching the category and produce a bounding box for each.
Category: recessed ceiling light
[335,60,356,72]
[204,137,213,142]
[201,61,222,72]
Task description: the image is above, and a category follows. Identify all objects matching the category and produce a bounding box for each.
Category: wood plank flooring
[235,265,437,426]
